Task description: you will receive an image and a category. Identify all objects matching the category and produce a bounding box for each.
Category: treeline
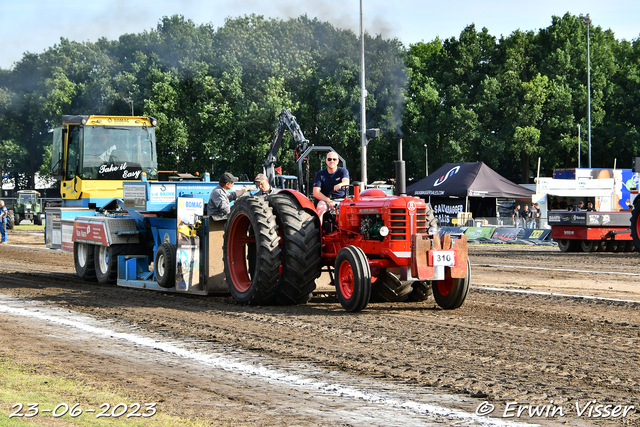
[0,13,638,190]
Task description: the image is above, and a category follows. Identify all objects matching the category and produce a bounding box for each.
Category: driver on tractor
[313,151,349,225]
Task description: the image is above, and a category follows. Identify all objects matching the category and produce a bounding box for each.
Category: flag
[275,167,282,175]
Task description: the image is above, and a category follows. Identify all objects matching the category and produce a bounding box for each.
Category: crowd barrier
[436,226,553,246]
[449,226,556,246]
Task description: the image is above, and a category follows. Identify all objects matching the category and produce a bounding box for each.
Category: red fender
[276,189,317,216]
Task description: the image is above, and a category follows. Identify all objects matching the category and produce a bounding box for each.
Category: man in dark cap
[207,172,254,221]
[254,173,276,197]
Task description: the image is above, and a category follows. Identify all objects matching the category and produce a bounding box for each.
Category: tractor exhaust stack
[395,138,406,196]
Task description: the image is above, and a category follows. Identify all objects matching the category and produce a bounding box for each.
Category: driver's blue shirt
[313,167,349,199]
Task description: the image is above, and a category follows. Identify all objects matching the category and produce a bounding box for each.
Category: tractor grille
[389,208,406,239]
[416,207,427,234]
[388,207,428,238]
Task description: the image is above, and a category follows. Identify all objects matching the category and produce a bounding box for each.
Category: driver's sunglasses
[327,158,338,161]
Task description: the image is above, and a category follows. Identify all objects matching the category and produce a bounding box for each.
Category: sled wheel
[432,259,470,310]
[580,240,596,252]
[94,245,121,284]
[557,239,580,252]
[407,280,433,302]
[334,246,371,312]
[155,243,176,288]
[605,240,618,252]
[370,269,413,302]
[74,242,96,281]
[224,197,281,305]
[267,193,321,305]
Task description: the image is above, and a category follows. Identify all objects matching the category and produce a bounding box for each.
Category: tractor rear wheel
[631,202,640,251]
[425,203,439,233]
[407,280,433,302]
[334,246,371,312]
[370,270,413,302]
[432,260,470,310]
[224,197,281,305]
[94,245,121,284]
[268,194,321,305]
[155,243,176,288]
[557,239,580,252]
[74,242,96,281]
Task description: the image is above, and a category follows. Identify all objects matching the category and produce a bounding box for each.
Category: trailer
[548,210,635,252]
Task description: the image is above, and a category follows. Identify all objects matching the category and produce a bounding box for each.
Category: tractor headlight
[379,226,389,237]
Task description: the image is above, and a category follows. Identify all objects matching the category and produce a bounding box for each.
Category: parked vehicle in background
[12,190,44,226]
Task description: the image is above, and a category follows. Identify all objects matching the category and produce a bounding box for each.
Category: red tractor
[222,110,470,312]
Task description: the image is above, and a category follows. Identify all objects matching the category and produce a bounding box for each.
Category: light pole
[123,97,134,116]
[577,124,581,168]
[359,0,367,189]
[424,144,429,176]
[581,14,592,168]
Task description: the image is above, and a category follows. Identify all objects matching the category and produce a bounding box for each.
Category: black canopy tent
[407,162,534,225]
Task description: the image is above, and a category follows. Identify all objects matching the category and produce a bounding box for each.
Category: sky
[1,0,639,70]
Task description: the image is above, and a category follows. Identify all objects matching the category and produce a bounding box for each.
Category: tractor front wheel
[334,246,371,312]
[432,260,470,310]
[74,242,96,281]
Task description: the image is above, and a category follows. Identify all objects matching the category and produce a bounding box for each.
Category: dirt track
[0,229,639,426]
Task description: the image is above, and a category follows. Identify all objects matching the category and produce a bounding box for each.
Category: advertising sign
[491,227,523,241]
[123,184,146,209]
[149,184,176,204]
[430,199,466,226]
[464,227,496,240]
[175,197,204,292]
[521,228,551,241]
[72,220,108,245]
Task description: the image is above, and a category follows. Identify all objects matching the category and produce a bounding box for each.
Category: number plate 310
[429,250,455,266]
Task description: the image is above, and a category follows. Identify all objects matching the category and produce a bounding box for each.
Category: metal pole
[587,22,591,168]
[578,124,581,168]
[581,14,592,168]
[359,0,367,189]
[424,144,428,176]
[536,157,541,195]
